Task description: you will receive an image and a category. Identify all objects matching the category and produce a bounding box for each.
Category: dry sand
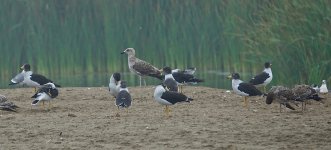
[0,86,331,150]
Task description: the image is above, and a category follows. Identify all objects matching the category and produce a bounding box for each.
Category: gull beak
[20,65,24,70]
[226,75,232,79]
[159,69,164,73]
[121,51,125,54]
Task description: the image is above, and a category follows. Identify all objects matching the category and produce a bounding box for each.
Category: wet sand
[0,86,330,150]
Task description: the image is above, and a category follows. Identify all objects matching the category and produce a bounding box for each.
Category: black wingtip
[187,97,193,102]
[9,82,17,85]
[31,100,39,105]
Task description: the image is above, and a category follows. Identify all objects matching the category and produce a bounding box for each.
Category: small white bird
[320,80,328,94]
[109,73,121,98]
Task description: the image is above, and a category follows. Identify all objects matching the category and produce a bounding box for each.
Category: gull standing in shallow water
[168,67,204,93]
[121,48,163,86]
[153,85,193,117]
[108,73,121,98]
[249,62,273,93]
[228,73,263,108]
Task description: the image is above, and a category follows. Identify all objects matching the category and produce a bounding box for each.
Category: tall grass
[0,0,330,88]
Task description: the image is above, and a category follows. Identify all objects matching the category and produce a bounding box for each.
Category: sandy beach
[0,86,330,150]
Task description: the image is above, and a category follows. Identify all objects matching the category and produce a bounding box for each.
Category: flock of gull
[0,48,329,116]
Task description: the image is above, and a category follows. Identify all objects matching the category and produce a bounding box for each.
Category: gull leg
[243,97,248,107]
[48,101,53,109]
[264,86,266,93]
[115,107,120,117]
[165,105,171,118]
[139,76,142,87]
[42,101,45,110]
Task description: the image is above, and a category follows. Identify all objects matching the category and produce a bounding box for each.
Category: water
[1,71,256,90]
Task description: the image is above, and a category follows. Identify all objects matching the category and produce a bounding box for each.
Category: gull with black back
[249,62,273,93]
[153,84,193,117]
[109,72,121,98]
[21,64,61,92]
[228,73,264,108]
[115,81,132,117]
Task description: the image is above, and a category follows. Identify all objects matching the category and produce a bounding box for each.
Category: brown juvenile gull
[121,48,163,86]
[291,84,323,111]
[266,86,297,112]
[0,94,19,112]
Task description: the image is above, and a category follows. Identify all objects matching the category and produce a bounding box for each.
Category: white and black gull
[21,64,61,91]
[121,48,163,86]
[153,84,193,117]
[249,62,273,92]
[31,83,59,109]
[109,72,121,98]
[168,67,203,93]
[228,73,263,107]
[161,67,178,92]
[115,81,132,116]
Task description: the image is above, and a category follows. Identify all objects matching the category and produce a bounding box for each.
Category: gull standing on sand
[291,84,323,111]
[31,83,59,109]
[249,62,273,92]
[121,48,163,86]
[319,80,328,94]
[115,81,132,116]
[153,84,193,117]
[21,64,61,91]
[228,73,263,108]
[161,67,179,92]
[109,73,121,98]
[266,86,297,112]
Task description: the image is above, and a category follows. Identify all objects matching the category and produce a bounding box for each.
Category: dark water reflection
[1,71,252,90]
